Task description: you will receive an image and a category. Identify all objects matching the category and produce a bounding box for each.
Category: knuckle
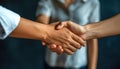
[63,27,71,32]
[63,44,68,49]
[79,40,85,46]
[74,43,80,48]
[65,37,71,42]
[78,39,85,45]
[75,44,81,49]
[67,38,71,42]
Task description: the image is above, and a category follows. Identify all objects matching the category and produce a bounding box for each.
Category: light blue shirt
[36,0,100,68]
[0,6,20,39]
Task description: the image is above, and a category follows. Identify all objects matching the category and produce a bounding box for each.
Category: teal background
[0,0,120,69]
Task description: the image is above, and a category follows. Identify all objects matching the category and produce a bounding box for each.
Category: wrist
[35,23,48,41]
[83,23,99,40]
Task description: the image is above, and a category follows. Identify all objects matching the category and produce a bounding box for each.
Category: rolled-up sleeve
[0,6,20,39]
[36,0,52,17]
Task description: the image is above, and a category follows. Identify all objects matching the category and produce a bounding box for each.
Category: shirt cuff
[0,6,20,39]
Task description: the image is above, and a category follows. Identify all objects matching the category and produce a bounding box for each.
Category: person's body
[0,5,84,54]
[36,0,100,69]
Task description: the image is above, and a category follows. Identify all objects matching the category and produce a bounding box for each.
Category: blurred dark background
[0,0,120,69]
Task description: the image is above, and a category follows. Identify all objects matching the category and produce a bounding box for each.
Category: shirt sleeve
[88,0,100,23]
[36,0,52,17]
[0,6,20,39]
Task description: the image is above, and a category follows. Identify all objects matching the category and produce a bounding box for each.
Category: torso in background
[36,0,100,68]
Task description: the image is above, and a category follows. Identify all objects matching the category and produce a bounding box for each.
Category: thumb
[55,22,67,30]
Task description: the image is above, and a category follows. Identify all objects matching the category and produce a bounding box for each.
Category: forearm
[10,17,85,55]
[10,17,47,40]
[36,14,49,24]
[84,14,120,40]
[87,39,98,69]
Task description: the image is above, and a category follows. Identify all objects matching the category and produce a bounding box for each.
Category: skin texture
[37,16,97,69]
[36,0,98,69]
[83,14,120,39]
[57,21,98,69]
[10,17,84,55]
[51,13,120,53]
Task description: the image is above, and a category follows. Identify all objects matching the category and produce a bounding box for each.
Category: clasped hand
[43,21,87,55]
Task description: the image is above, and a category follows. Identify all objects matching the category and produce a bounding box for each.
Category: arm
[49,14,120,54]
[10,17,85,55]
[0,5,84,55]
[10,17,47,40]
[56,13,120,40]
[84,14,120,40]
[36,0,51,24]
[87,1,99,69]
[36,13,53,46]
[87,39,98,69]
[36,14,49,24]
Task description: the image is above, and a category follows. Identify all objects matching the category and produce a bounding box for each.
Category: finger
[64,48,74,55]
[49,44,57,48]
[56,46,64,55]
[80,34,87,41]
[56,45,64,55]
[48,45,64,55]
[65,44,77,52]
[58,45,64,52]
[72,34,85,46]
[48,44,57,52]
[55,22,67,30]
[69,39,82,49]
[42,41,46,45]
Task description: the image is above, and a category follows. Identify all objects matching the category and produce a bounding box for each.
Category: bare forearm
[84,14,120,40]
[87,39,98,69]
[36,15,49,24]
[10,17,85,55]
[10,17,47,40]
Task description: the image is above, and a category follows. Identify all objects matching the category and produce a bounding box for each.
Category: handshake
[10,14,120,55]
[42,21,98,55]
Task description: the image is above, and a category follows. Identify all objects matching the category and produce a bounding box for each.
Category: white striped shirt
[0,6,20,39]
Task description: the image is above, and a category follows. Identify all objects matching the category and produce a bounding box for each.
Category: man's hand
[43,23,85,55]
[43,21,87,55]
[56,21,87,38]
